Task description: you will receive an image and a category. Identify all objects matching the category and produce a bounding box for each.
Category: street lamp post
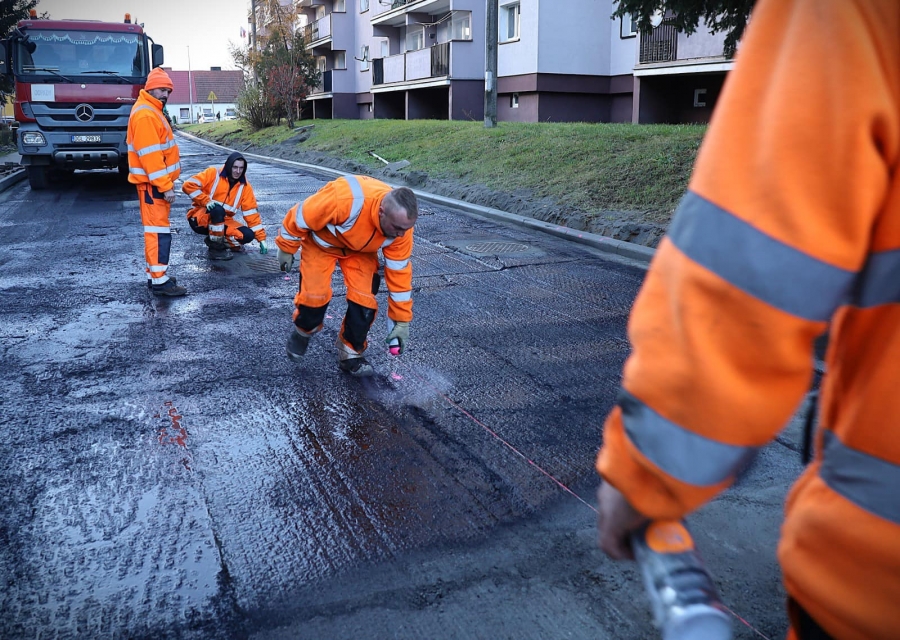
[188,45,194,123]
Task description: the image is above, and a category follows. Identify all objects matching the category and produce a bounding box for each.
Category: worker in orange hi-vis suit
[126,67,184,297]
[182,152,268,261]
[274,176,418,377]
[595,1,900,639]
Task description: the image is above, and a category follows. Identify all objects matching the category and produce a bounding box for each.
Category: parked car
[198,114,214,124]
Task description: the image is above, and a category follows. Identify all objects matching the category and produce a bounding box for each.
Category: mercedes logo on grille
[74,103,94,122]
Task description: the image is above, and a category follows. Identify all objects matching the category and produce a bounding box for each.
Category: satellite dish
[650,10,664,28]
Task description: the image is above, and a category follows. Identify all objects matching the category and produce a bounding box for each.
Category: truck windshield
[15,30,147,79]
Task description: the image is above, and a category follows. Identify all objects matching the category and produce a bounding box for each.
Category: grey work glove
[258,240,268,255]
[386,321,410,354]
[277,248,296,272]
[206,200,218,211]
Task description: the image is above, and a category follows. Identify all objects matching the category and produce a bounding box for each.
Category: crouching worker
[182,152,267,261]
[275,176,417,376]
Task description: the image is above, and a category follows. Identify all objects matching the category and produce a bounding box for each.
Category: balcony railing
[372,42,451,86]
[303,13,332,44]
[639,22,678,64]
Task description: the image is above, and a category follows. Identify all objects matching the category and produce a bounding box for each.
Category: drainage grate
[245,255,283,273]
[465,241,530,254]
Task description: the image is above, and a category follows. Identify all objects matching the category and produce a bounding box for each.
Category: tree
[612,0,756,58]
[0,0,47,105]
[268,63,307,128]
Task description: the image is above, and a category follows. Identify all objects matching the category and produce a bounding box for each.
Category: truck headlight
[21,132,46,146]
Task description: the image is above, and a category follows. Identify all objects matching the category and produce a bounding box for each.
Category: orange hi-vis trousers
[137,184,173,285]
[293,238,380,356]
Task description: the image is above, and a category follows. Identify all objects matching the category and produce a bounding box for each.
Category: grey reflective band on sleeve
[329,176,365,235]
[250,224,263,232]
[295,202,311,230]
[130,167,147,175]
[279,225,303,242]
[382,238,396,248]
[619,390,758,487]
[853,249,900,308]
[311,232,335,249]
[147,163,180,181]
[384,258,409,270]
[388,290,412,303]
[668,192,857,322]
[819,430,900,525]
[244,208,258,216]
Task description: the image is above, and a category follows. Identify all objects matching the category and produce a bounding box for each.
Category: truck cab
[0,13,164,189]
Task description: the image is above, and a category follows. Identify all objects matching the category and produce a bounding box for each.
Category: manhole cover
[465,241,530,254]
[246,255,283,273]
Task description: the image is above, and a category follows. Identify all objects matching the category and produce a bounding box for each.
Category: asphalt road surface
[0,136,802,639]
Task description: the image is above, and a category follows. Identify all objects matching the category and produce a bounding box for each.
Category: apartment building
[293,0,735,124]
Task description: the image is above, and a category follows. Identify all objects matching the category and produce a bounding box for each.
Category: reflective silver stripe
[147,163,180,181]
[854,249,900,308]
[384,258,409,270]
[389,290,412,303]
[669,191,856,322]
[619,390,757,487]
[143,225,170,233]
[250,224,263,232]
[229,185,244,213]
[130,167,147,175]
[244,208,258,216]
[148,265,168,273]
[295,202,311,230]
[820,429,900,525]
[328,176,365,235]
[279,226,303,242]
[311,232,335,249]
[135,139,176,157]
[382,238,396,248]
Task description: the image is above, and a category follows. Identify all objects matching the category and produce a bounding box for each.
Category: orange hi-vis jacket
[596,1,900,638]
[126,90,180,192]
[182,166,266,242]
[275,175,413,323]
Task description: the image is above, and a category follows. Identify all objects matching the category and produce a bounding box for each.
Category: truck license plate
[71,135,101,143]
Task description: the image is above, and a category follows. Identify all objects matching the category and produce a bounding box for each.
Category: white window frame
[334,50,346,70]
[359,45,369,71]
[334,0,345,12]
[620,13,638,38]
[500,2,520,43]
[406,25,425,52]
[359,0,369,13]
[511,93,519,108]
[451,12,472,41]
[381,39,389,58]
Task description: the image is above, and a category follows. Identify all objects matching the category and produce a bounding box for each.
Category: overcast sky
[35,0,251,72]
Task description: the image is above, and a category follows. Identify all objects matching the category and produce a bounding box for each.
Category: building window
[406,25,425,52]
[334,0,345,11]
[693,88,707,107]
[381,39,389,58]
[179,108,190,120]
[334,50,346,70]
[451,12,472,40]
[511,93,519,108]
[620,13,638,38]
[359,0,369,12]
[359,45,369,71]
[317,56,327,74]
[500,2,520,42]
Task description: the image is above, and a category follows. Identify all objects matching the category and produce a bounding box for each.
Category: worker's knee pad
[236,226,255,244]
[208,204,227,224]
[342,300,377,353]
[295,303,328,334]
[187,217,208,235]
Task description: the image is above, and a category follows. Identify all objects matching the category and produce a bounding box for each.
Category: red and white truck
[0,11,164,189]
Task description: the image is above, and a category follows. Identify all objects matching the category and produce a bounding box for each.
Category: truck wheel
[26,165,50,190]
[117,160,130,182]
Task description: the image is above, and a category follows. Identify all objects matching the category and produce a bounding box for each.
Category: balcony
[303,13,332,46]
[371,0,451,27]
[310,69,333,95]
[371,42,450,87]
[639,22,678,64]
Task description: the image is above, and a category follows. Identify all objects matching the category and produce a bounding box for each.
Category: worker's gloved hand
[206,200,218,211]
[385,321,410,354]
[258,240,268,255]
[277,248,295,272]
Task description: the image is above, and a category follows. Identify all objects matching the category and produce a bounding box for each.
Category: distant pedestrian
[216,111,220,121]
[595,1,900,639]
[275,176,417,376]
[126,67,185,297]
[183,152,267,261]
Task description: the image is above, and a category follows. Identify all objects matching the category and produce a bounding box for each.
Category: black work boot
[204,236,233,261]
[338,357,374,377]
[286,328,311,361]
[151,278,187,297]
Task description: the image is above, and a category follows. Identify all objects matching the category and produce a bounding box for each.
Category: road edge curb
[0,168,26,193]
[175,130,656,266]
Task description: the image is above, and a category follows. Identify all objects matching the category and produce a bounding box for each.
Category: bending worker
[182,152,268,261]
[595,1,900,639]
[275,176,417,376]
[126,66,184,296]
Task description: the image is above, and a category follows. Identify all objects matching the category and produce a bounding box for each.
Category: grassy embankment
[182,119,706,224]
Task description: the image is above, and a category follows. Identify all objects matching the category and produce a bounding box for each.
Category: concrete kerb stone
[0,168,26,193]
[175,130,655,267]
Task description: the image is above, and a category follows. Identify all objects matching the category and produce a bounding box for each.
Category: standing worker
[595,1,900,639]
[126,66,184,296]
[182,152,268,261]
[275,176,417,376]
